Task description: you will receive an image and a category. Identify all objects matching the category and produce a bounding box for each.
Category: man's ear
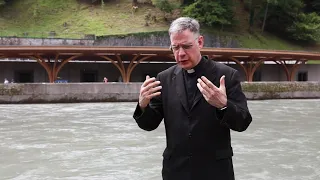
[197,35,204,48]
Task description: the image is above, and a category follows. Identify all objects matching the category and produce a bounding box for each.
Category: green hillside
[0,0,170,37]
[0,0,318,51]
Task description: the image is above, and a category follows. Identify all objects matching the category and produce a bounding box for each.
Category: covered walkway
[1,46,320,82]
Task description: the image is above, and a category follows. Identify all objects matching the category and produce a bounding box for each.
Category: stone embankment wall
[241,82,320,100]
[0,33,240,47]
[0,82,319,104]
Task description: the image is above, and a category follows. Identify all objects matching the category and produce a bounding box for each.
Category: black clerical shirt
[183,58,206,109]
[183,70,197,109]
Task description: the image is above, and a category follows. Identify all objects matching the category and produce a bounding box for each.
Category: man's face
[170,29,204,70]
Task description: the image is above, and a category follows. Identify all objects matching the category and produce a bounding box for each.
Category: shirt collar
[185,56,207,75]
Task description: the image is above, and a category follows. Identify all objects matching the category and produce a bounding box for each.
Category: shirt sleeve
[133,76,164,131]
[217,70,252,132]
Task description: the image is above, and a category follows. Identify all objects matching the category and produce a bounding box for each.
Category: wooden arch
[29,53,81,83]
[273,58,307,81]
[98,54,154,82]
[227,57,267,82]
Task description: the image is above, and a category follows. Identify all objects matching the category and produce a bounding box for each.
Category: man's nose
[178,47,186,56]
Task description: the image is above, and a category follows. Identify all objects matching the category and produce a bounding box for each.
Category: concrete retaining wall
[0,33,240,48]
[242,82,320,100]
[0,82,319,104]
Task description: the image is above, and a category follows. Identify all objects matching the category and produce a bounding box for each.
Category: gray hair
[168,17,200,37]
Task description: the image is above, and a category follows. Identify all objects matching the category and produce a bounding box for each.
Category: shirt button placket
[187,114,192,161]
[188,132,192,161]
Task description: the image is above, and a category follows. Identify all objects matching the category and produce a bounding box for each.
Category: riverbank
[0,82,319,104]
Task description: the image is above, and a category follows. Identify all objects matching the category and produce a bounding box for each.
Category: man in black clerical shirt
[133,17,252,180]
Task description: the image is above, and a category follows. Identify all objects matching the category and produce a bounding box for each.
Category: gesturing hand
[197,75,227,109]
[139,75,162,109]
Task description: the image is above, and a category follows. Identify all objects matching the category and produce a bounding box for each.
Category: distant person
[133,17,252,180]
[118,76,123,82]
[103,77,108,83]
[4,78,9,84]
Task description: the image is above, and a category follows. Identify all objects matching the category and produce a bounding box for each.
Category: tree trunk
[248,0,255,32]
[262,1,269,32]
[132,0,138,6]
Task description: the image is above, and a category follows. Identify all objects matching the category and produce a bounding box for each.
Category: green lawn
[307,60,320,64]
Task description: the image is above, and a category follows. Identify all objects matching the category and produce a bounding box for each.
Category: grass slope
[237,31,304,50]
[0,0,168,38]
[0,0,316,52]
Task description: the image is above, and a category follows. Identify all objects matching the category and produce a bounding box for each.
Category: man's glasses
[170,44,194,52]
[169,37,199,52]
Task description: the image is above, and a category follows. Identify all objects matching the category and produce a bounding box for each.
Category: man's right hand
[139,75,162,109]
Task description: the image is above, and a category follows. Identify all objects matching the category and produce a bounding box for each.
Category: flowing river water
[0,99,319,180]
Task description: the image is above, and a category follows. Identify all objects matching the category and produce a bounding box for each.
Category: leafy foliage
[153,0,177,13]
[287,12,320,42]
[180,0,194,5]
[182,0,234,28]
[0,0,12,6]
[311,0,320,11]
[262,0,320,42]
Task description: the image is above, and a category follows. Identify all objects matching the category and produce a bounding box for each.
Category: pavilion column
[228,57,249,81]
[31,54,80,83]
[228,57,266,82]
[99,54,128,82]
[99,54,153,83]
[245,61,254,82]
[126,55,153,82]
[54,55,81,81]
[274,59,306,81]
[289,60,306,81]
[246,58,266,82]
[31,55,55,83]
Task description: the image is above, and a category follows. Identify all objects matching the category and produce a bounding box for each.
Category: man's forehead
[170,29,193,36]
[170,31,195,42]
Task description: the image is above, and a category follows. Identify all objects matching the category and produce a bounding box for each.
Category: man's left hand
[197,75,227,109]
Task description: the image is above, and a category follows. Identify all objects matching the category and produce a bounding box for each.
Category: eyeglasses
[170,44,194,52]
[169,37,199,52]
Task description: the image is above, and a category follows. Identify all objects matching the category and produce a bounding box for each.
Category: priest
[133,17,253,180]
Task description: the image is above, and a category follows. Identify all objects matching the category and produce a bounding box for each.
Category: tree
[287,12,320,42]
[311,0,320,11]
[248,0,261,31]
[261,0,278,32]
[182,0,234,29]
[180,0,195,5]
[154,0,175,13]
[132,0,138,6]
[258,0,305,36]
[0,0,11,6]
[91,0,104,4]
[246,0,277,32]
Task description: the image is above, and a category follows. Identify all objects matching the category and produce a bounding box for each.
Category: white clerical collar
[187,69,195,74]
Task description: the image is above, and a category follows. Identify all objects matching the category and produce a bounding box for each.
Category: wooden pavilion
[1,46,320,83]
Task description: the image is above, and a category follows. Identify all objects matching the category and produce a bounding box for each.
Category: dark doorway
[253,71,262,81]
[80,70,98,82]
[14,71,34,83]
[297,72,308,81]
